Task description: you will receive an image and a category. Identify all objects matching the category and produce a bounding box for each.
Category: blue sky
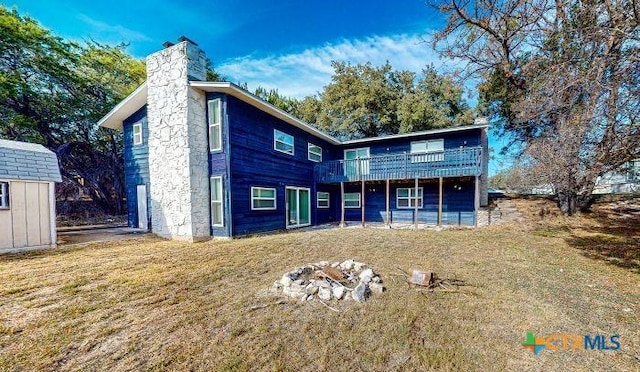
[5,0,512,174]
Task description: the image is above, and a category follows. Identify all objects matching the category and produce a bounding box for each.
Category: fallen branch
[247,300,286,311]
[318,299,340,313]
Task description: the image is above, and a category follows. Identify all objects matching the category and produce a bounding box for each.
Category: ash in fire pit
[272,259,385,303]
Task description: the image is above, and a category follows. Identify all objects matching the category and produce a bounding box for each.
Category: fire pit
[272,259,385,303]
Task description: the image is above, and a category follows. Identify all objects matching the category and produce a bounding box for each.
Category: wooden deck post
[340,182,345,227]
[474,175,480,227]
[414,177,419,229]
[438,177,443,227]
[385,179,390,226]
[361,180,365,227]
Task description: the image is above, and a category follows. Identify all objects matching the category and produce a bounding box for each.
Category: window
[397,187,423,209]
[0,182,9,209]
[344,148,370,176]
[308,143,322,162]
[252,187,277,210]
[317,192,330,208]
[343,193,361,208]
[210,177,223,226]
[132,123,142,145]
[208,99,222,152]
[274,129,294,155]
[410,139,444,162]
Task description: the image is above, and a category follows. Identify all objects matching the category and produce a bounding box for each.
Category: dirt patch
[57,227,150,245]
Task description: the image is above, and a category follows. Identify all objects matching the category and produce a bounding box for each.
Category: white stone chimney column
[146,40,210,241]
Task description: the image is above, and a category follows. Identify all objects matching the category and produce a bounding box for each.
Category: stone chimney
[145,39,211,241]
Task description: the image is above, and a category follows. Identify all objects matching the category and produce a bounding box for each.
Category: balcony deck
[315,147,483,183]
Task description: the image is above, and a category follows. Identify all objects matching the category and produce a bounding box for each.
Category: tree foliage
[253,86,301,114]
[256,61,474,140]
[315,61,473,139]
[433,0,640,214]
[0,6,145,214]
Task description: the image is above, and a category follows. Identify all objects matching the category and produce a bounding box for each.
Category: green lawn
[1,201,638,370]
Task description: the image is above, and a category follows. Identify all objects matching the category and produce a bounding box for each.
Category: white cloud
[217,33,465,98]
[78,14,151,43]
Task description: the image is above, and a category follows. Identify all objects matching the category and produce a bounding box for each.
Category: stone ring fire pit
[272,259,385,303]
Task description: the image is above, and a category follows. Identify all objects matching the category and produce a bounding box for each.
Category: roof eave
[339,123,490,145]
[97,82,148,131]
[189,81,342,145]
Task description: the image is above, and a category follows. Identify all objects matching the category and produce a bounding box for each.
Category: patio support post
[414,177,419,229]
[385,179,390,226]
[340,182,345,227]
[438,177,443,227]
[361,180,365,227]
[474,175,480,227]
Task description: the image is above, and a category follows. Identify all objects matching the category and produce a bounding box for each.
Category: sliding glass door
[286,187,310,228]
[344,147,370,177]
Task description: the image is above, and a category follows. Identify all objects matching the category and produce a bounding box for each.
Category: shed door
[136,185,148,230]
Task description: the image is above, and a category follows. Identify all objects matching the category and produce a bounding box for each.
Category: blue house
[99,38,489,241]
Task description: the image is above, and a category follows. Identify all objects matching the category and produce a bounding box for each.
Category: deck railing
[314,146,483,183]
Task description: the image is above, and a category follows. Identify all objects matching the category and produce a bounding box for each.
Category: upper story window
[308,143,322,162]
[0,182,9,209]
[274,129,294,155]
[208,99,222,152]
[410,139,444,162]
[132,123,143,145]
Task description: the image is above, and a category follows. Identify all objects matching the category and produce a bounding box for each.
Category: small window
[274,129,294,155]
[210,177,223,226]
[208,99,222,152]
[410,139,444,162]
[397,187,423,209]
[308,143,322,162]
[252,187,277,210]
[317,192,330,208]
[0,182,9,209]
[132,123,142,145]
[343,193,361,208]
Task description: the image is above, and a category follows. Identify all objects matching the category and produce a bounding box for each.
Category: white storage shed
[0,139,62,253]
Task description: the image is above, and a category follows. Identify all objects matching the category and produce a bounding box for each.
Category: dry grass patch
[0,202,638,370]
[512,196,640,272]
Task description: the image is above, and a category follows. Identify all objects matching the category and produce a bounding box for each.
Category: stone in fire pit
[272,259,385,303]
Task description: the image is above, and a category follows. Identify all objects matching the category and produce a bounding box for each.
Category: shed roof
[0,139,62,182]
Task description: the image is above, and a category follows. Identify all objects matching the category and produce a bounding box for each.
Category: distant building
[593,159,640,194]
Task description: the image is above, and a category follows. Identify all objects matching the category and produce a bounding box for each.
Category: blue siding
[341,129,482,156]
[315,185,340,224]
[227,95,337,235]
[123,106,150,229]
[341,178,476,225]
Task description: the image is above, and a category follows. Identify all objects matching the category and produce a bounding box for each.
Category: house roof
[97,83,148,130]
[0,139,62,182]
[189,82,341,145]
[98,81,488,146]
[340,123,489,145]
